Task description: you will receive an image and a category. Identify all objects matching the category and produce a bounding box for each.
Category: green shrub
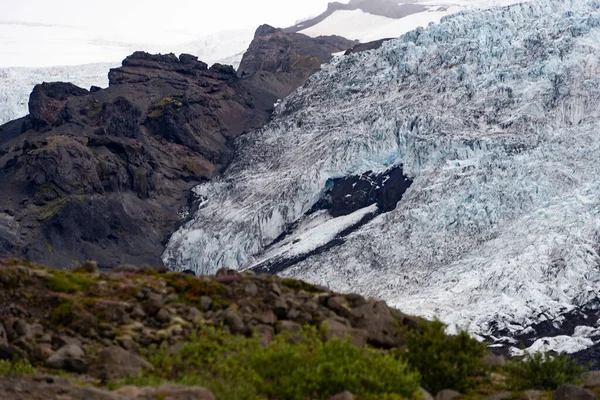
[507,352,585,390]
[0,359,36,376]
[49,299,75,326]
[47,271,94,293]
[121,327,420,400]
[405,319,487,394]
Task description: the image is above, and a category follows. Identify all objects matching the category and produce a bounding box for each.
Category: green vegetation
[148,95,184,119]
[405,319,488,394]
[281,278,321,293]
[0,359,36,377]
[165,274,228,308]
[119,327,420,400]
[507,352,586,390]
[49,299,75,326]
[47,271,95,293]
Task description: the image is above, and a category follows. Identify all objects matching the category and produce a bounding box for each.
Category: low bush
[47,271,94,293]
[507,352,585,390]
[0,359,36,376]
[121,326,420,400]
[405,319,488,393]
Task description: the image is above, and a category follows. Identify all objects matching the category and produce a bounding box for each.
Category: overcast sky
[2,0,338,43]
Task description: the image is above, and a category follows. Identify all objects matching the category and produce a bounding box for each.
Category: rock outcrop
[0,27,356,269]
[238,25,356,99]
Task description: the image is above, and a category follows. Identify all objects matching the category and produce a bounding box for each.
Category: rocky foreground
[0,258,599,400]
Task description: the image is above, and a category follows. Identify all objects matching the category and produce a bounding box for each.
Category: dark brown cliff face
[0,52,277,269]
[0,25,357,270]
[238,25,356,99]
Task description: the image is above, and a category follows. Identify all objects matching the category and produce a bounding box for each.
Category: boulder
[88,346,153,381]
[276,321,302,334]
[45,344,87,373]
[351,301,404,348]
[321,319,368,347]
[224,308,247,334]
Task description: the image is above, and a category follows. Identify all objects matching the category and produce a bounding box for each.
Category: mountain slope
[165,0,600,353]
[0,27,355,269]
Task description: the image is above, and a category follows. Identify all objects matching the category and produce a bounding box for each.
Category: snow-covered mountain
[1,0,529,126]
[165,0,600,354]
[292,0,530,43]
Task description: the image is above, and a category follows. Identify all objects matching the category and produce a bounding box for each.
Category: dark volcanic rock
[28,82,89,127]
[0,52,276,268]
[328,166,413,217]
[0,27,355,269]
[344,38,393,55]
[238,25,356,99]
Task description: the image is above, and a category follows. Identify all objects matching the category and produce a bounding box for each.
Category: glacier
[165,0,600,349]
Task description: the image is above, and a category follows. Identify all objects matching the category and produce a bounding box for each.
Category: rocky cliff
[238,25,356,99]
[0,27,355,269]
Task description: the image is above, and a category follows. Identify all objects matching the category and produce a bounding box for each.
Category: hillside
[0,259,598,399]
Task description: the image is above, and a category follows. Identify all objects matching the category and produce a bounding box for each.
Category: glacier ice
[165,0,600,343]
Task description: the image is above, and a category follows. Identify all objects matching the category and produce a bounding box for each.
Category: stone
[420,388,435,400]
[287,308,301,320]
[153,383,216,400]
[156,308,172,323]
[13,319,31,337]
[131,305,146,319]
[351,301,404,348]
[276,321,302,334]
[436,390,463,400]
[200,296,212,311]
[553,384,596,400]
[89,346,153,381]
[345,293,367,308]
[327,296,347,312]
[224,308,247,334]
[273,298,289,319]
[330,391,355,400]
[114,385,142,397]
[185,307,203,322]
[45,344,87,373]
[33,343,54,361]
[245,283,258,296]
[144,293,165,315]
[321,319,368,347]
[255,325,275,347]
[583,371,600,388]
[255,310,277,325]
[270,283,282,296]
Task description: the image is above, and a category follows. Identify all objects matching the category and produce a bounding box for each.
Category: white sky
[1,0,337,44]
